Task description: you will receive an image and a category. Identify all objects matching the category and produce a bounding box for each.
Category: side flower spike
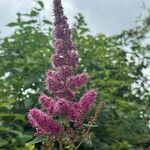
[38,94,54,114]
[28,108,62,134]
[79,90,97,113]
[56,88,76,101]
[67,73,89,90]
[45,72,65,92]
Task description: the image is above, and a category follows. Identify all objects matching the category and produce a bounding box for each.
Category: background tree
[72,13,150,150]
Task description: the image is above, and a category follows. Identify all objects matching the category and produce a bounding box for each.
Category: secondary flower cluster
[28,0,97,135]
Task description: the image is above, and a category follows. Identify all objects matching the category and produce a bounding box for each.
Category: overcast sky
[0,0,150,36]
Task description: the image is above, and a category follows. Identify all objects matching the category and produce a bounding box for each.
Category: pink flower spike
[46,70,63,81]
[54,39,77,55]
[59,66,74,79]
[28,108,61,134]
[67,73,89,90]
[45,74,65,92]
[51,52,79,68]
[38,94,54,114]
[66,102,80,122]
[53,99,69,115]
[79,90,97,112]
[27,0,98,136]
[51,54,67,68]
[68,51,79,67]
[56,89,76,101]
[54,25,71,40]
[53,0,64,23]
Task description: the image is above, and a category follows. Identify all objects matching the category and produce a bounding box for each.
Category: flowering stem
[75,102,106,150]
[42,135,53,150]
[27,0,100,148]
[75,128,90,150]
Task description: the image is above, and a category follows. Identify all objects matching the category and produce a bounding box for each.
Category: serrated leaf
[27,135,47,145]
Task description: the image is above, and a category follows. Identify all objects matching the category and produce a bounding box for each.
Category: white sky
[0,0,150,36]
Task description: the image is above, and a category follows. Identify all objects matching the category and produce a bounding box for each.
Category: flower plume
[28,0,97,136]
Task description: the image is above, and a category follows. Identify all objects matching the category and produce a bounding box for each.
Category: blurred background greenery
[0,0,150,149]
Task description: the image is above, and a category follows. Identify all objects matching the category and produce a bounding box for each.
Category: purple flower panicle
[28,0,97,135]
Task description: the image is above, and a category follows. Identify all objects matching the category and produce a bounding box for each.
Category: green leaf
[27,135,48,145]
[19,134,33,143]
[0,113,25,121]
[0,139,8,147]
[30,10,38,17]
[37,1,44,8]
[0,98,16,108]
[7,22,18,27]
[83,124,98,128]
[24,99,34,108]
[0,127,22,135]
[25,144,35,150]
[43,19,52,25]
[22,20,37,25]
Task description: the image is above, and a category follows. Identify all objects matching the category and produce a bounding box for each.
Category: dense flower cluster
[28,0,97,135]
[28,108,61,134]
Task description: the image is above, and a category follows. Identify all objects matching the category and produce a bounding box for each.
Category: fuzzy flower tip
[66,90,97,128]
[79,90,97,112]
[28,108,61,134]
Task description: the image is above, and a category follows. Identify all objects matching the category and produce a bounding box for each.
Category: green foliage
[72,13,150,150]
[27,135,48,145]
[0,1,149,149]
[16,144,35,150]
[0,1,52,149]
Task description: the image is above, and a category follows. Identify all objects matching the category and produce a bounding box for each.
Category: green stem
[59,140,63,150]
[75,127,90,150]
[44,134,53,150]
